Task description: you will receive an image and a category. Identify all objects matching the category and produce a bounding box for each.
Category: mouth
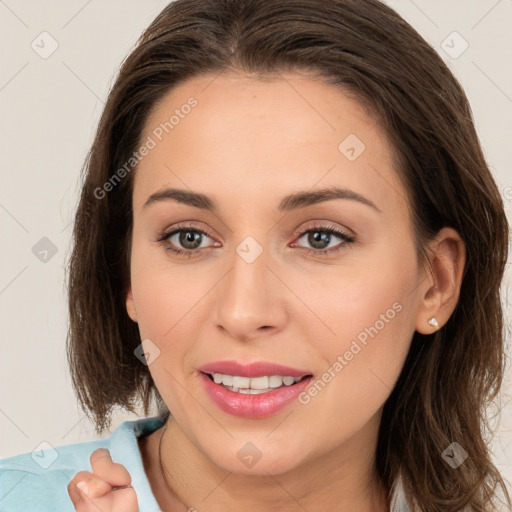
[196,360,315,417]
[200,371,313,395]
[198,370,314,418]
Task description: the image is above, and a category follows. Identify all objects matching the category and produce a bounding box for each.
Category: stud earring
[428,317,439,329]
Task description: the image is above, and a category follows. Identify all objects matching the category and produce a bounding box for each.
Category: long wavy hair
[66,0,511,510]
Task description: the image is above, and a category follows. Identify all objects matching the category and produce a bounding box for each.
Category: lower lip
[199,372,313,419]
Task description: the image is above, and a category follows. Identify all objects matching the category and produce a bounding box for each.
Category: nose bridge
[213,230,282,337]
[225,232,270,307]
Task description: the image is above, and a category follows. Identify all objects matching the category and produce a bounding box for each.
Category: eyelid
[155,221,215,242]
[293,220,355,239]
[291,222,355,256]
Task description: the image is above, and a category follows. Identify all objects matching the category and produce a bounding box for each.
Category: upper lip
[197,360,313,378]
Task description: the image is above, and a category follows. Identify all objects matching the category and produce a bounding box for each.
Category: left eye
[293,226,355,254]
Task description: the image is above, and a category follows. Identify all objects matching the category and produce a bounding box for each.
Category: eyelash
[155,222,355,258]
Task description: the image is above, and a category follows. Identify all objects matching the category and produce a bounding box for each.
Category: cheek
[294,273,415,447]
[129,242,209,338]
[309,242,418,390]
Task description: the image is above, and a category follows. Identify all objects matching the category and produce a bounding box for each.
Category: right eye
[156,223,219,257]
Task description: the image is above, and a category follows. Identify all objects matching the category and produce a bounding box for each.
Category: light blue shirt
[0,415,411,511]
[0,415,166,511]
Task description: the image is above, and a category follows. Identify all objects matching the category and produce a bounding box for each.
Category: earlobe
[126,286,138,323]
[415,227,466,335]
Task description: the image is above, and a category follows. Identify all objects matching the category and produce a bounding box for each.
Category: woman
[1,0,510,510]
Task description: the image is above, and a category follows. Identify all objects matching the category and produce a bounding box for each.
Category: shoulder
[0,416,166,511]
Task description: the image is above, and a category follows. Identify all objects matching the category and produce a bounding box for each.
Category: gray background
[1,0,511,493]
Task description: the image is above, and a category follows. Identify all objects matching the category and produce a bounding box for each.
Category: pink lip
[198,372,314,418]
[197,360,312,378]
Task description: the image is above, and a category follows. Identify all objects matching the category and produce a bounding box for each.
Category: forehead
[132,71,407,217]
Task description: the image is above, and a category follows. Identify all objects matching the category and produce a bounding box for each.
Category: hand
[68,448,138,512]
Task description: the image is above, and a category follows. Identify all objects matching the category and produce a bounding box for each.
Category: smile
[199,371,314,418]
[208,372,305,394]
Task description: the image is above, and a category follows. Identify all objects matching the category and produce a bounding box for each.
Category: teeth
[269,375,284,388]
[233,376,251,389]
[211,373,303,390]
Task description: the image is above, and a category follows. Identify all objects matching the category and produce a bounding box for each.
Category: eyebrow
[142,186,381,213]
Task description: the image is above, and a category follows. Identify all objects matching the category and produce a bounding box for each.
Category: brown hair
[66,0,511,509]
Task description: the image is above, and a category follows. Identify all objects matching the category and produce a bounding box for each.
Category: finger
[68,471,112,503]
[83,486,139,512]
[68,471,89,511]
[68,470,138,512]
[111,487,139,512]
[89,448,132,487]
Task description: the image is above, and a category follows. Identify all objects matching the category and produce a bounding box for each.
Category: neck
[139,414,389,512]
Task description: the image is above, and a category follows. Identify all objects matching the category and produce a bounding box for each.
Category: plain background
[1,0,511,492]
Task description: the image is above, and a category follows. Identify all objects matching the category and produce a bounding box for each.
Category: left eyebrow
[278,186,381,213]
[142,186,381,213]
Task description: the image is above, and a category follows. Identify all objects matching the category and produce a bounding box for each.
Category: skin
[68,449,137,511]
[70,70,466,511]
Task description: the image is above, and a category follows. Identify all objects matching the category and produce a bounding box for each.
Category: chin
[210,447,305,476]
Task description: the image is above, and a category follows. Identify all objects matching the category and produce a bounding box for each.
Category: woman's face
[126,71,426,475]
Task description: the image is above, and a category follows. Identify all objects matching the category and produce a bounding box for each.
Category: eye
[155,223,218,258]
[292,223,355,256]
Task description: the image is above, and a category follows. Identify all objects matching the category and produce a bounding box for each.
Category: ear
[415,227,466,334]
[126,285,138,323]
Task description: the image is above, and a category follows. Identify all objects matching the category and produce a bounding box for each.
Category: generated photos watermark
[298,301,403,405]
[94,96,198,200]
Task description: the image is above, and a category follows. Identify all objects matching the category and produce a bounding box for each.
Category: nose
[212,241,287,342]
